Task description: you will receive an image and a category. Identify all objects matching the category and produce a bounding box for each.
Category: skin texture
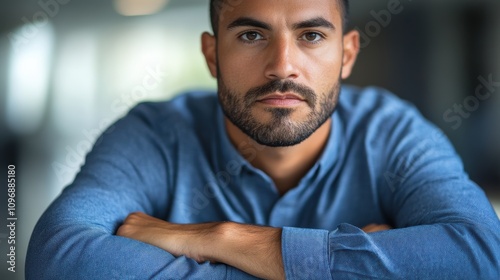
[117,1,389,279]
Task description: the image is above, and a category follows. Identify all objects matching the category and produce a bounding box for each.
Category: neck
[225,118,332,195]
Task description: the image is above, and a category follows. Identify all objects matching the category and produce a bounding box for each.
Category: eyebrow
[226,16,336,32]
[227,17,272,31]
[292,17,335,31]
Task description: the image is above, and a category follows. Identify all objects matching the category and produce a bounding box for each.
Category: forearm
[118,213,284,279]
[208,222,285,280]
[117,213,394,279]
[27,224,230,279]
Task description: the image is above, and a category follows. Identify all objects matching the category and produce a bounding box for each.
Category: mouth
[256,93,306,107]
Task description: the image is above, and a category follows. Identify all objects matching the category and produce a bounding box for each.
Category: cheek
[218,51,261,90]
[302,50,343,93]
[307,46,343,75]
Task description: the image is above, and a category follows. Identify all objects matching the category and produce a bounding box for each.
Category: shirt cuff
[282,227,332,280]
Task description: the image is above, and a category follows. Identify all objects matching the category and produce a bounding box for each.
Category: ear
[341,30,360,80]
[201,32,217,78]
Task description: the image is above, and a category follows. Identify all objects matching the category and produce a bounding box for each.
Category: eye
[300,32,324,43]
[239,31,264,43]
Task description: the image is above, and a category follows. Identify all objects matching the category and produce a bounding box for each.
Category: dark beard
[218,76,341,147]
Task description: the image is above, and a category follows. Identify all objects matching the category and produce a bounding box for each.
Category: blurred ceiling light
[114,0,169,16]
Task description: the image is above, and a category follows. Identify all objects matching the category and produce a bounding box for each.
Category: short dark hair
[209,0,350,36]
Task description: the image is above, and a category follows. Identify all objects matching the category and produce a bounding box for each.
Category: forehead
[218,0,342,28]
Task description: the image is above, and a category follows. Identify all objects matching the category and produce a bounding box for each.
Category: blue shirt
[27,86,500,279]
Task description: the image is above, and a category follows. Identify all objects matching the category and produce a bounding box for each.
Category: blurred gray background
[0,0,499,279]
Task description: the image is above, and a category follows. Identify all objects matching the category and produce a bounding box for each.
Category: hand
[116,212,220,262]
[362,223,392,233]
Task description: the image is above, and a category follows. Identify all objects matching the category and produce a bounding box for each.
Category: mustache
[245,80,317,107]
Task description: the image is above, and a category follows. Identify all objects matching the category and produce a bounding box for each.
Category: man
[27,0,500,279]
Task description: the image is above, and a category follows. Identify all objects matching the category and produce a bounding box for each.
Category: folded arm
[26,106,258,279]
[116,212,389,280]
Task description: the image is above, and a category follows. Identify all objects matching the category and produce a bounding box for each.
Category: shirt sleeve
[25,104,258,280]
[281,106,500,279]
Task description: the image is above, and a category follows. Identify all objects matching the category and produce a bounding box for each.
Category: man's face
[215,0,345,147]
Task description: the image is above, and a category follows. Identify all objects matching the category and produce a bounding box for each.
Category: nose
[264,35,300,80]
